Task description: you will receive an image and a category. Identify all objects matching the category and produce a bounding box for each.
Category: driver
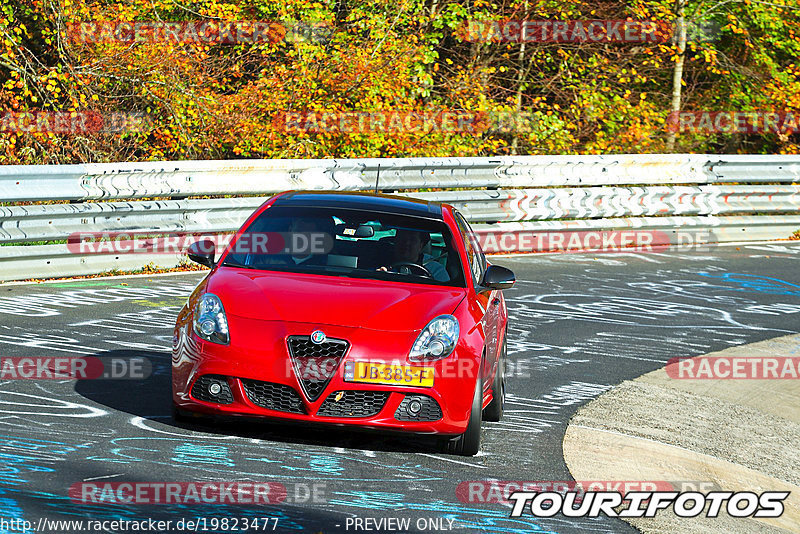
[379,229,449,282]
[247,216,332,267]
[287,217,333,265]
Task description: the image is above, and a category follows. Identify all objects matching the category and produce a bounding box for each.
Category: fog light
[208,382,222,396]
[407,399,422,416]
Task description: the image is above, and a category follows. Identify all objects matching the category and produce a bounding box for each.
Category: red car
[172,191,514,455]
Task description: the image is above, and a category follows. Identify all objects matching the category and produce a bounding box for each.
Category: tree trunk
[666,0,688,152]
[510,0,529,155]
[510,40,527,155]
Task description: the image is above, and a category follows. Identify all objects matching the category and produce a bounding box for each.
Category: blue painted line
[172,444,234,467]
[698,272,800,296]
[0,493,32,534]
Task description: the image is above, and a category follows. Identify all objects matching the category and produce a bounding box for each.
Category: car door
[454,211,499,393]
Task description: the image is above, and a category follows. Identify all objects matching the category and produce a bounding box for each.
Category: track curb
[563,333,800,533]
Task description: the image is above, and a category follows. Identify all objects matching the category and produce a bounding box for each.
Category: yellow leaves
[0,0,793,161]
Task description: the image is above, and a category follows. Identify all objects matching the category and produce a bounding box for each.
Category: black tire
[483,336,506,422]
[172,404,195,423]
[442,380,482,456]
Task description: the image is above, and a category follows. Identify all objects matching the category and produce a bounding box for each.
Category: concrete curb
[563,334,800,533]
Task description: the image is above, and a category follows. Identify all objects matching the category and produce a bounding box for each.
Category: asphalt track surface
[2,242,800,534]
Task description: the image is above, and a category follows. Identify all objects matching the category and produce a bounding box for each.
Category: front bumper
[172,317,478,435]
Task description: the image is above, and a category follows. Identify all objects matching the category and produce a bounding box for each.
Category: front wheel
[172,403,191,423]
[442,380,482,456]
[172,404,208,424]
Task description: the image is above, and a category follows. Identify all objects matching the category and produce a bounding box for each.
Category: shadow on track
[74,350,447,455]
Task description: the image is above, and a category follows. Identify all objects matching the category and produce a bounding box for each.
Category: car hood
[207,267,466,332]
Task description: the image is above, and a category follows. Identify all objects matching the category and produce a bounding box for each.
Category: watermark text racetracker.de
[458,480,717,504]
[0,111,149,134]
[666,356,800,379]
[289,357,532,383]
[273,109,586,135]
[476,229,714,254]
[459,20,671,43]
[70,481,325,505]
[667,111,800,134]
[67,232,332,256]
[0,356,150,380]
[66,20,332,44]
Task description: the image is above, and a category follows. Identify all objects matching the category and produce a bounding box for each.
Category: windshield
[220,206,466,287]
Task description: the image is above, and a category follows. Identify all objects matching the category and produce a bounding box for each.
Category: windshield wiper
[221,260,256,269]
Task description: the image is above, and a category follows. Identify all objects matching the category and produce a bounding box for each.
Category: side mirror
[482,264,515,290]
[187,239,216,268]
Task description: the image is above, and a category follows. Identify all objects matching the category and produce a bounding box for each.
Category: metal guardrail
[473,215,800,253]
[6,185,800,245]
[414,185,800,222]
[3,154,800,202]
[1,154,799,281]
[0,197,266,244]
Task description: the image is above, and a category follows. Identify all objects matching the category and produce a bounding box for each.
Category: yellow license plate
[344,362,434,387]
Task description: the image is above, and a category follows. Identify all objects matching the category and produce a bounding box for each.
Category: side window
[455,211,486,286]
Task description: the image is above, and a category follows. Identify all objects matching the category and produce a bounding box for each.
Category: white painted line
[489,239,800,258]
[418,453,488,469]
[0,269,207,287]
[83,473,123,482]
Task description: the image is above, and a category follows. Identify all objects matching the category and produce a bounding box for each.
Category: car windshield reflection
[221,206,466,287]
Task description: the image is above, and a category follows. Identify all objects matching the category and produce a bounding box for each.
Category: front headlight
[409,314,459,362]
[193,293,229,345]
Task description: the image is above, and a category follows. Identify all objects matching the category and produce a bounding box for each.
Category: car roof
[273,191,444,219]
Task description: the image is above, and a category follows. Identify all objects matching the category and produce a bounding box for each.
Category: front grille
[395,394,442,422]
[316,390,389,418]
[241,379,305,414]
[191,375,234,404]
[287,336,349,401]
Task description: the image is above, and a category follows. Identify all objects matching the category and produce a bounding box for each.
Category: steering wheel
[388,261,433,278]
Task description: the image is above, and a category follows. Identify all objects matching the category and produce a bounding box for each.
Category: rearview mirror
[187,239,216,267]
[355,225,375,238]
[340,225,375,238]
[481,264,515,290]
